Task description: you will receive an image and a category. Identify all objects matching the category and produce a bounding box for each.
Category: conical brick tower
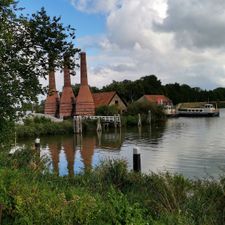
[44,70,59,117]
[59,58,76,118]
[75,52,95,115]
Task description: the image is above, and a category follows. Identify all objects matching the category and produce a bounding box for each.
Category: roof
[143,95,172,104]
[92,91,117,108]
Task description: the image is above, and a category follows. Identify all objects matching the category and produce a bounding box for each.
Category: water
[18,109,225,179]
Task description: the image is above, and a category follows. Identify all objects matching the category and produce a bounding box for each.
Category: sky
[19,0,225,92]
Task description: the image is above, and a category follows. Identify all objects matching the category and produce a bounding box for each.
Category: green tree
[0,1,79,145]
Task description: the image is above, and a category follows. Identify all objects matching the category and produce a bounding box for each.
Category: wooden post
[73,116,76,133]
[75,116,82,134]
[114,114,117,128]
[138,113,142,127]
[35,138,40,150]
[118,114,121,127]
[133,147,141,172]
[148,110,151,124]
[96,117,102,132]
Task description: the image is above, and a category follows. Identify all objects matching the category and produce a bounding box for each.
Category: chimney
[80,52,88,85]
[64,57,71,87]
[59,57,76,118]
[75,52,95,116]
[49,70,56,91]
[44,69,59,117]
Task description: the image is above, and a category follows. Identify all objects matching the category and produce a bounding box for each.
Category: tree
[0,1,79,145]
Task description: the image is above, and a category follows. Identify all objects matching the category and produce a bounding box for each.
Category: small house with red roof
[92,91,127,113]
[137,95,173,106]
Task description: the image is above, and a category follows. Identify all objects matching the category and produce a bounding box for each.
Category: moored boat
[178,103,219,117]
[163,105,178,117]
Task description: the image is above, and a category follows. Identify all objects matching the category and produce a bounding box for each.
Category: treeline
[73,75,225,105]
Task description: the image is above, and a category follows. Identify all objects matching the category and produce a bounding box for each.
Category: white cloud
[70,0,225,90]
[69,0,121,13]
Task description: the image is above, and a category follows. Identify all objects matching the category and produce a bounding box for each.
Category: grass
[16,117,74,138]
[0,147,224,225]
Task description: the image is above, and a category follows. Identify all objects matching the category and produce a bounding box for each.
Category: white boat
[163,105,178,117]
[178,103,219,117]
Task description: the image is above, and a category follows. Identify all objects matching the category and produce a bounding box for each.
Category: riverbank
[16,114,165,138]
[0,147,224,225]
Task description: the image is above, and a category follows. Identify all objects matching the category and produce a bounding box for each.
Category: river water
[18,109,225,179]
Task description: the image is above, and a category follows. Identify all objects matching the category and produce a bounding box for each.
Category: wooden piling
[138,113,142,127]
[96,117,102,132]
[75,116,82,134]
[148,110,151,124]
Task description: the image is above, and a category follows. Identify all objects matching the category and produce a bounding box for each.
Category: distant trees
[92,75,225,105]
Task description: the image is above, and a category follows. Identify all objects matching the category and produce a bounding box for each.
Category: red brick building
[137,95,172,105]
[92,91,127,112]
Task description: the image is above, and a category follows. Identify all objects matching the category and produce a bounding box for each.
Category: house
[137,95,173,106]
[92,91,127,112]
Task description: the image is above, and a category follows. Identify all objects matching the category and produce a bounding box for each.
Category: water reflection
[17,110,225,178]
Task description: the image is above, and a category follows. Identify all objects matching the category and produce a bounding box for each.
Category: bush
[16,117,73,138]
[95,105,118,116]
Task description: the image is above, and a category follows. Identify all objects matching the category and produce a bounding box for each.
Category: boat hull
[178,111,219,117]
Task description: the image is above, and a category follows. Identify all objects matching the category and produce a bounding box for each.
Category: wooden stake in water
[96,117,102,132]
[148,110,151,124]
[138,113,142,127]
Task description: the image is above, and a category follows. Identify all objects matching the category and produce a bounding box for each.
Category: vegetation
[82,75,225,106]
[95,105,119,116]
[0,149,224,225]
[16,117,73,138]
[0,1,79,145]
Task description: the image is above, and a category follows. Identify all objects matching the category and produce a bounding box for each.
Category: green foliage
[102,75,163,103]
[16,117,73,138]
[0,1,79,145]
[0,154,224,224]
[123,102,165,126]
[95,105,118,116]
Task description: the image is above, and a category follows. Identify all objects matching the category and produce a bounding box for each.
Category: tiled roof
[92,91,116,108]
[144,95,172,104]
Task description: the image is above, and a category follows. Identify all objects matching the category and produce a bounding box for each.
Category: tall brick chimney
[59,57,76,118]
[75,52,95,115]
[44,70,59,117]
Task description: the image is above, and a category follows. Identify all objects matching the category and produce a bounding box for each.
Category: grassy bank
[0,148,224,225]
[16,112,165,138]
[16,117,74,138]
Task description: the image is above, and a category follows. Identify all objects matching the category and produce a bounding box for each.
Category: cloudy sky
[20,0,225,92]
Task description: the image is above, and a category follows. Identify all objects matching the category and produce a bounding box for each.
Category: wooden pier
[73,115,121,134]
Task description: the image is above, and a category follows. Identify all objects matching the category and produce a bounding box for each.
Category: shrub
[95,105,118,116]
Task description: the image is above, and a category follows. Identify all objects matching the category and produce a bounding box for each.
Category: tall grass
[0,149,224,225]
[16,117,73,138]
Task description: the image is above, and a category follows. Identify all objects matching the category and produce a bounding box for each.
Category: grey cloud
[155,0,225,49]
